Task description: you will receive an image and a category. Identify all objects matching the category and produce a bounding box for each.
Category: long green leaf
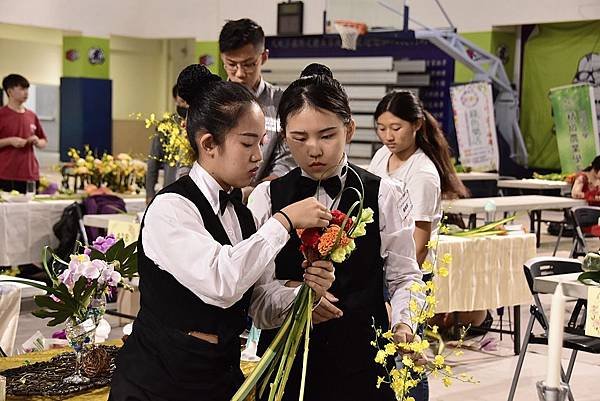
[298,289,313,401]
[231,311,295,401]
[269,287,309,401]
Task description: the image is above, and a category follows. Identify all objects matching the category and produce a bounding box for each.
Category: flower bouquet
[62,146,147,194]
[232,168,375,401]
[135,112,194,168]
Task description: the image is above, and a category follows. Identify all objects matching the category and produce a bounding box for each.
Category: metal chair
[507,257,600,401]
[570,206,600,258]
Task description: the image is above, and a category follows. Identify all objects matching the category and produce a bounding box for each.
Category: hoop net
[334,20,367,51]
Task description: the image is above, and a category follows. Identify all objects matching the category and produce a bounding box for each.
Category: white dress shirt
[142,162,290,309]
[247,159,424,331]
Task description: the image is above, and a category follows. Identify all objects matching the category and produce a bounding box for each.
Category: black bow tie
[218,188,243,215]
[298,175,342,199]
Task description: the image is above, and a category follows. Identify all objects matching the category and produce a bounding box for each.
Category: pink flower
[90,234,118,254]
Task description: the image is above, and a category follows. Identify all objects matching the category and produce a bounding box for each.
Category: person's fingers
[318,298,343,317]
[324,292,339,303]
[310,260,334,271]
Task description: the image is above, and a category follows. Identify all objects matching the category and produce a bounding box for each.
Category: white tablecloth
[433,233,536,313]
[0,284,21,356]
[0,198,145,266]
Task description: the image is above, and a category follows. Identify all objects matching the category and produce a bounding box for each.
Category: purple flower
[97,262,122,287]
[91,234,118,254]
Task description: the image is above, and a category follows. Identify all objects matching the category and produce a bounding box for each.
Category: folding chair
[507,257,600,401]
[570,206,600,258]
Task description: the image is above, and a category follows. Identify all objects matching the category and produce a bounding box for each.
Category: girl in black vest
[247,64,424,401]
[109,64,335,401]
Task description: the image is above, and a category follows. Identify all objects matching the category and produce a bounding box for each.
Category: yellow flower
[406,398,415,401]
[374,350,386,365]
[443,377,452,387]
[422,260,433,273]
[444,365,453,375]
[376,376,385,388]
[402,355,414,368]
[409,282,422,293]
[426,239,438,249]
[425,280,437,291]
[441,253,453,264]
[433,354,445,367]
[454,350,464,356]
[384,343,397,356]
[438,266,449,277]
[440,225,450,234]
[431,325,439,334]
[382,330,394,340]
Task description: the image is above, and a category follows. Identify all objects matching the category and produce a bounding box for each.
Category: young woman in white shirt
[368,90,468,266]
[109,64,335,401]
[247,64,423,401]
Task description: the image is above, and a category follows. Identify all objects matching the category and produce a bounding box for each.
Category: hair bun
[300,63,333,79]
[176,64,221,104]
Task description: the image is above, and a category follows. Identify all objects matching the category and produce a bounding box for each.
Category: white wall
[1,0,598,40]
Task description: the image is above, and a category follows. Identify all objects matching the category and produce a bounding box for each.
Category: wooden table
[442,195,586,246]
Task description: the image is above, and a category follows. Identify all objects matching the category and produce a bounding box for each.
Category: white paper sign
[450,82,500,171]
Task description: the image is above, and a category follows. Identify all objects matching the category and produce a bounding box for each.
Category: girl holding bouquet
[109,65,335,401]
[248,64,424,401]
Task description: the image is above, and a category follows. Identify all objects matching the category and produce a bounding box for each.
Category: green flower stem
[230,310,295,401]
[299,289,313,401]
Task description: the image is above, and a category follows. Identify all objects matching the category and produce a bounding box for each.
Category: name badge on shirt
[265,117,280,134]
[397,185,413,221]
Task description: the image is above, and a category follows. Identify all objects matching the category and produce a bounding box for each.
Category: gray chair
[570,206,600,258]
[507,257,600,401]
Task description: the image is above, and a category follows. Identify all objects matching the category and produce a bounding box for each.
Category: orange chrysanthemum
[317,225,351,256]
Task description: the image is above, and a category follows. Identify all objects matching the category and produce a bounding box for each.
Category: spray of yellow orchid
[134,112,194,168]
[373,218,478,400]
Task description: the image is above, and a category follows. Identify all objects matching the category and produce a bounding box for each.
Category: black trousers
[109,371,170,401]
[0,179,26,193]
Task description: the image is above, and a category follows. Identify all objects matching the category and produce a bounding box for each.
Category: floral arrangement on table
[532,172,577,184]
[232,167,375,401]
[62,146,147,194]
[0,234,137,383]
[372,221,477,400]
[134,112,194,168]
[443,215,516,237]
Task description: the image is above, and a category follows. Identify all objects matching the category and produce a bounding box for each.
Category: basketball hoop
[334,20,368,51]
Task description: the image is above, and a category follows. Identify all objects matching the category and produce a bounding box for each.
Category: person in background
[572,155,600,206]
[0,74,47,193]
[222,18,296,199]
[368,90,470,401]
[146,85,188,203]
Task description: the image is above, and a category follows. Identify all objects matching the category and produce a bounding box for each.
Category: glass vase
[63,317,96,384]
[87,294,107,326]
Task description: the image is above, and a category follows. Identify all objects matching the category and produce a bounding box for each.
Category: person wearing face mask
[109,64,334,401]
[145,85,189,203]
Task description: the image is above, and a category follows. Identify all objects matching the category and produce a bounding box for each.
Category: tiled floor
[9,153,600,400]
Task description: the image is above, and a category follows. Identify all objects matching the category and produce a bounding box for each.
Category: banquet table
[497,179,571,192]
[0,285,20,357]
[0,340,258,401]
[0,197,145,266]
[434,233,537,354]
[441,195,586,247]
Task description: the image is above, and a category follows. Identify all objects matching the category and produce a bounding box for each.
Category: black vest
[258,165,394,401]
[114,175,255,401]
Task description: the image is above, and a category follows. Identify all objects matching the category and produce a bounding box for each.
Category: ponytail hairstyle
[277,63,352,136]
[374,90,469,199]
[176,64,258,159]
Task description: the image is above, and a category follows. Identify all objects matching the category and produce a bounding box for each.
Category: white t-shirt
[368,146,442,264]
